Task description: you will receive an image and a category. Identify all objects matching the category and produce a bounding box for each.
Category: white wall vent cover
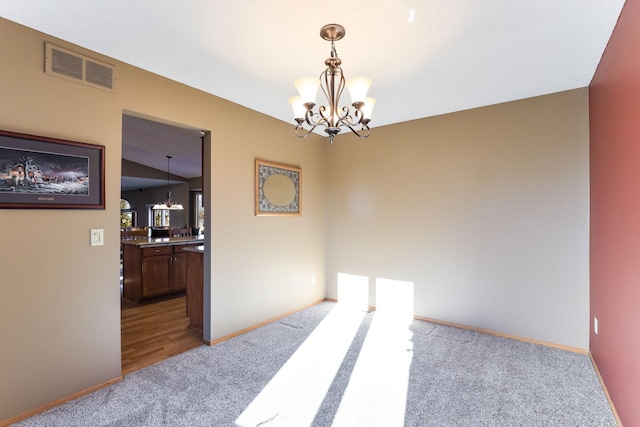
[45,43,115,91]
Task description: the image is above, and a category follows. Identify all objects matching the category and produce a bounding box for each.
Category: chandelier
[289,24,375,144]
[152,155,184,210]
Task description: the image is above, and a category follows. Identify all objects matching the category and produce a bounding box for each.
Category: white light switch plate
[90,228,104,246]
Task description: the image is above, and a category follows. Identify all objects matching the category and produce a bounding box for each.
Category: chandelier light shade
[345,77,372,104]
[288,96,307,119]
[295,77,320,104]
[290,24,375,144]
[152,155,184,211]
[361,97,377,121]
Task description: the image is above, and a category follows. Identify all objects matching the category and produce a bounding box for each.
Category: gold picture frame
[255,159,301,216]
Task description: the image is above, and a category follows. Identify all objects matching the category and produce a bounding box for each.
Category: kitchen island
[122,235,204,304]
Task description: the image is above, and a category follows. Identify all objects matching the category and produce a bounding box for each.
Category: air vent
[45,43,115,91]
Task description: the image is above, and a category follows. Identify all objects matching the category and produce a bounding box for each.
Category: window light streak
[376,277,415,324]
[337,272,370,312]
[332,278,415,426]
[235,275,370,427]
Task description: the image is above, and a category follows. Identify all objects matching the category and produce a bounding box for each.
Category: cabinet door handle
[154,249,161,253]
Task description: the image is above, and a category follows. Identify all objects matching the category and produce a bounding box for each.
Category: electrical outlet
[594,316,598,335]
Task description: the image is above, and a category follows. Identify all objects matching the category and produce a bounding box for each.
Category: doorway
[120,112,208,374]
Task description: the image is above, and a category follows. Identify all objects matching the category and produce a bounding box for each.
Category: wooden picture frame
[0,130,105,209]
[255,159,301,216]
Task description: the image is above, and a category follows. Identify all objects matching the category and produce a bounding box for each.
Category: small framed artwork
[0,130,105,209]
[255,159,301,216]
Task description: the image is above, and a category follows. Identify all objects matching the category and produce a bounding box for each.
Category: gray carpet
[15,301,616,426]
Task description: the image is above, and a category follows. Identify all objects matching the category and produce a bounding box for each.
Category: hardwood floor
[121,296,203,375]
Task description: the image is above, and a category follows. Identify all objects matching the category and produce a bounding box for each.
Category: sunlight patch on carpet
[332,278,415,426]
[235,275,369,426]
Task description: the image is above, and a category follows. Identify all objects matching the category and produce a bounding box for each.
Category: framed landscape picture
[0,130,105,209]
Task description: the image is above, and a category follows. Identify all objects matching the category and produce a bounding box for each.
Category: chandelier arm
[295,109,330,139]
[304,108,329,128]
[338,105,351,122]
[317,105,331,122]
[294,122,317,139]
[352,107,365,125]
[342,122,371,139]
[318,106,346,128]
[335,106,361,127]
[319,72,331,116]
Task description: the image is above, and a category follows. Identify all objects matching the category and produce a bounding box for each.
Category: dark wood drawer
[173,243,200,253]
[142,246,173,257]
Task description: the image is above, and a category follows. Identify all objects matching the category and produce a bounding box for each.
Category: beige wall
[326,88,590,349]
[0,15,591,423]
[208,112,327,339]
[0,18,326,422]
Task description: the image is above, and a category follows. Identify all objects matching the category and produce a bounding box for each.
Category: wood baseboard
[326,297,587,354]
[413,314,588,354]
[207,298,327,346]
[589,352,623,427]
[325,298,589,354]
[1,376,123,427]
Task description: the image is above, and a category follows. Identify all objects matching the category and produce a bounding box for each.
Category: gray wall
[122,183,190,228]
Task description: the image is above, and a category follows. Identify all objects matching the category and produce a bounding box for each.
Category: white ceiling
[0,0,626,177]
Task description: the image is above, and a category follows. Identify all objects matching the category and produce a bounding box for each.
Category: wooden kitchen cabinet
[141,254,172,296]
[123,240,201,304]
[184,246,204,331]
[171,245,190,291]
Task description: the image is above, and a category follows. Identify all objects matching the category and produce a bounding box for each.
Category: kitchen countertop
[121,235,204,247]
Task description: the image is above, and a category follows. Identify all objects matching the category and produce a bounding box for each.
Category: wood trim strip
[327,297,587,354]
[413,314,588,354]
[0,376,123,427]
[589,352,623,427]
[207,298,326,346]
